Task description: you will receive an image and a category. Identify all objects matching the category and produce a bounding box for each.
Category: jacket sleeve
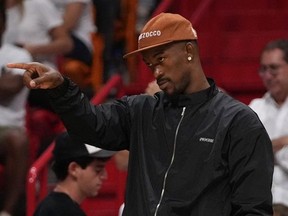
[47,78,131,150]
[227,109,274,215]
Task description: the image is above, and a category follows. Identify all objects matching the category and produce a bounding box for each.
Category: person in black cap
[33,132,115,216]
[8,13,273,216]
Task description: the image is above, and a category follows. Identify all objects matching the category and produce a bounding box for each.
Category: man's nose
[100,169,108,180]
[153,66,162,78]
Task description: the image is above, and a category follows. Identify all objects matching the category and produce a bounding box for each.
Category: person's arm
[62,2,85,31]
[272,136,288,153]
[47,79,131,150]
[274,136,288,173]
[23,25,73,57]
[7,62,130,150]
[227,110,273,215]
[0,71,23,101]
[19,0,73,57]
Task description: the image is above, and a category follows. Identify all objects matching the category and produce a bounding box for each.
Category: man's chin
[162,87,174,95]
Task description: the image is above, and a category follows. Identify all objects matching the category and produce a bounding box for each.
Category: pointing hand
[7,62,64,89]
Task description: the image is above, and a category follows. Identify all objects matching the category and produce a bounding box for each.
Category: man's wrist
[47,76,70,98]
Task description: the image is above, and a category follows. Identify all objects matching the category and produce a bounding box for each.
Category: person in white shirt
[3,0,73,161]
[50,0,94,60]
[249,39,288,216]
[4,0,73,68]
[49,0,95,91]
[0,1,32,216]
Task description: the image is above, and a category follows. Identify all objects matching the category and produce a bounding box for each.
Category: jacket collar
[162,78,219,107]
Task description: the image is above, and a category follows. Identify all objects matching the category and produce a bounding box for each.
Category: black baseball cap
[53,132,116,160]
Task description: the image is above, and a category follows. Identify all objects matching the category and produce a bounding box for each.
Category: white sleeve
[3,45,33,75]
[275,146,288,174]
[37,0,63,30]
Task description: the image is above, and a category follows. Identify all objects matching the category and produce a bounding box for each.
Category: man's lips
[157,79,168,87]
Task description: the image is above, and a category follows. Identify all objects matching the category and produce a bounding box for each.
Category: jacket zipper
[154,107,186,216]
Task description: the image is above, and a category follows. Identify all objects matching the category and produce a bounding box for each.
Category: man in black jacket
[8,13,273,216]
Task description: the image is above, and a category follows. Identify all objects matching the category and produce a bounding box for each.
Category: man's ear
[68,161,80,177]
[185,41,195,62]
[185,42,196,61]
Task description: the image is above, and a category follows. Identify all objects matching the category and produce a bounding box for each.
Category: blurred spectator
[49,0,95,92]
[249,39,288,216]
[92,0,121,82]
[136,0,158,33]
[4,0,72,157]
[92,0,159,83]
[33,132,115,216]
[0,1,32,216]
[4,0,72,68]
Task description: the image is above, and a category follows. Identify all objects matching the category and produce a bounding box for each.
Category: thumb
[30,71,64,89]
[30,80,37,88]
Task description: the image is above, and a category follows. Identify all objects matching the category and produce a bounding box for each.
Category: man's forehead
[262,49,285,62]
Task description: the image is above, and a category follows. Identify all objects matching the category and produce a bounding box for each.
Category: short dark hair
[51,157,94,180]
[262,39,288,63]
[52,156,110,181]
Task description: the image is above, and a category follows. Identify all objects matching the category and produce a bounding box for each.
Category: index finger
[7,62,48,89]
[6,62,31,70]
[7,63,36,88]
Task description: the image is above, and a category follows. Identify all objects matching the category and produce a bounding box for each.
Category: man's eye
[159,57,165,63]
[270,64,279,70]
[95,169,103,174]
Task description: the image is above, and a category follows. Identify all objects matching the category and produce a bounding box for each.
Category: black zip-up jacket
[48,78,273,216]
